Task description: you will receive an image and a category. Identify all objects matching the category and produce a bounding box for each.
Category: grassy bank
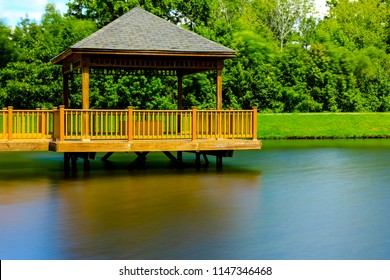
[257,112,390,139]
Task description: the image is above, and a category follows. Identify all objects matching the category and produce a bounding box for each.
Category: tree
[66,0,212,29]
[267,0,314,51]
[320,0,390,50]
[0,20,15,68]
[0,4,97,109]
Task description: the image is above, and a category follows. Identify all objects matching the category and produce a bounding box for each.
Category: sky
[0,0,69,27]
[0,0,329,27]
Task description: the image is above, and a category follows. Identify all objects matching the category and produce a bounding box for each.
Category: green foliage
[0,4,97,109]
[0,20,15,68]
[66,0,211,29]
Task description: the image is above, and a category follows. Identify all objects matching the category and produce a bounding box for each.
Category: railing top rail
[13,109,53,114]
[63,109,128,112]
[60,109,254,113]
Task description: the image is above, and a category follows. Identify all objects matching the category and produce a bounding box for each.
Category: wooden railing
[1,106,257,141]
[0,107,53,140]
[52,106,258,141]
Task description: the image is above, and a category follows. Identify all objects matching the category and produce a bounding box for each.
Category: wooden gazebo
[51,7,235,111]
[48,7,261,168]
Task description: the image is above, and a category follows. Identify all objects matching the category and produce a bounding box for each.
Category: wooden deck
[49,139,261,153]
[1,107,261,153]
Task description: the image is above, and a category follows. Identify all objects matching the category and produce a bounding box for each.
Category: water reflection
[0,140,389,259]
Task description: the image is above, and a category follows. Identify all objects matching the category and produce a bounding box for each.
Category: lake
[0,139,389,259]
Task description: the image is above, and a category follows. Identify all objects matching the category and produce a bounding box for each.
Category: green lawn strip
[258,113,390,139]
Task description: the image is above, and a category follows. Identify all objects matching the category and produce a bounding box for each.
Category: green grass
[258,112,390,139]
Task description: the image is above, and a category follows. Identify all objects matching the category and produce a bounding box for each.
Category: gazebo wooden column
[216,61,224,110]
[63,72,69,108]
[81,58,90,110]
[177,72,183,110]
[81,58,90,138]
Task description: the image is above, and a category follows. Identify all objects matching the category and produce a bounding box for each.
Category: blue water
[0,139,389,259]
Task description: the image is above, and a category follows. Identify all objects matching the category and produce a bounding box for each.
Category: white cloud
[0,0,69,26]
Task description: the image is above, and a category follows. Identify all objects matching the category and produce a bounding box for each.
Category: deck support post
[129,152,149,169]
[83,154,90,170]
[202,153,209,167]
[71,155,78,171]
[64,152,70,171]
[64,152,78,172]
[216,156,223,169]
[177,151,183,164]
[195,152,201,168]
[64,152,90,171]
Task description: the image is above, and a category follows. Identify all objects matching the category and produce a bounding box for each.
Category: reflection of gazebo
[48,7,261,169]
[51,7,236,110]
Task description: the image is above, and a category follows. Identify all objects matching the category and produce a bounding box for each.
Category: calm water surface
[0,139,389,259]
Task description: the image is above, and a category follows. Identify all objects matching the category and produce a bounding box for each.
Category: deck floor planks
[0,140,51,151]
[49,139,262,153]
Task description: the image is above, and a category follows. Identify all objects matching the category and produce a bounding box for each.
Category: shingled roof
[52,7,235,63]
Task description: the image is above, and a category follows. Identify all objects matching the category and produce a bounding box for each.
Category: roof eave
[51,49,73,65]
[51,48,236,64]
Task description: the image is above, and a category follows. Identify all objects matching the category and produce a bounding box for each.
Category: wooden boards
[49,139,262,153]
[0,140,51,151]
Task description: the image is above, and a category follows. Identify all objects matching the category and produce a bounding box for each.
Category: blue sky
[0,0,69,26]
[0,0,329,27]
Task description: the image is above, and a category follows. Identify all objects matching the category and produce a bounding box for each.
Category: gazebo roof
[52,7,235,64]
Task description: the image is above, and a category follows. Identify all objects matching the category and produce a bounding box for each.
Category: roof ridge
[51,6,235,65]
[71,7,235,54]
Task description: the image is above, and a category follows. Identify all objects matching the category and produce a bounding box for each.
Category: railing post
[192,106,197,141]
[2,108,6,139]
[52,107,57,140]
[128,106,133,141]
[7,106,13,141]
[229,107,234,138]
[252,106,258,140]
[218,109,222,139]
[82,109,90,140]
[59,105,65,141]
